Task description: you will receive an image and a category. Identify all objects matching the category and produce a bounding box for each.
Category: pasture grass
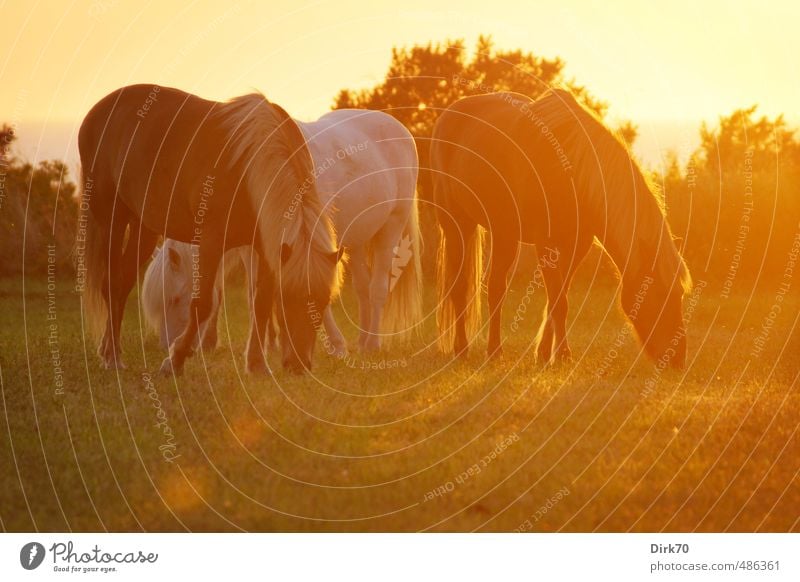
[1,269,797,532]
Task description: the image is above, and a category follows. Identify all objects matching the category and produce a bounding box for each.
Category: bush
[0,125,79,277]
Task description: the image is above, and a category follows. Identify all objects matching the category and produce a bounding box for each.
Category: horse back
[431,92,576,244]
[79,84,252,245]
[299,109,418,245]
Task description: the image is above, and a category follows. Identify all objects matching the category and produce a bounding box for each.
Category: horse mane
[215,93,340,296]
[530,88,691,294]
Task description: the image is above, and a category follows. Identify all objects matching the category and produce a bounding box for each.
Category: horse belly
[331,185,394,247]
[319,149,400,247]
[439,146,535,233]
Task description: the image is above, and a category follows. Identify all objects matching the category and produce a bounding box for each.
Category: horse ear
[270,103,312,179]
[167,246,181,270]
[281,243,292,265]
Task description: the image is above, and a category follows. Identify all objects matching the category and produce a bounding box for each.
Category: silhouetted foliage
[616,120,639,149]
[5,40,797,291]
[0,124,14,158]
[335,36,606,134]
[0,132,79,276]
[663,106,800,286]
[335,37,798,287]
[335,36,605,184]
[334,36,609,273]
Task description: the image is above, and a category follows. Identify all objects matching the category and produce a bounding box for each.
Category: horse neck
[586,165,664,283]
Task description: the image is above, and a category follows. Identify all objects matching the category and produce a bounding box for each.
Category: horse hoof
[101,357,126,370]
[487,345,503,360]
[200,339,219,351]
[159,357,180,376]
[246,359,270,375]
[556,350,573,363]
[359,341,380,354]
[330,340,348,358]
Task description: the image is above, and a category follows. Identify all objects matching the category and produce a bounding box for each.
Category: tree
[334,36,607,195]
[663,106,800,285]
[333,37,612,274]
[615,120,639,149]
[0,129,79,276]
[0,124,14,158]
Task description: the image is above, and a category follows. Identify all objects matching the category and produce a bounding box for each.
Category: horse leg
[245,252,275,374]
[349,245,373,351]
[362,225,400,353]
[160,242,223,376]
[199,245,237,351]
[535,309,555,365]
[245,246,279,352]
[267,308,278,349]
[322,306,347,357]
[437,212,472,357]
[265,272,279,350]
[552,241,592,362]
[97,219,127,370]
[487,238,517,359]
[263,253,278,350]
[100,215,158,369]
[241,246,260,364]
[538,243,588,364]
[546,269,572,362]
[96,206,129,368]
[200,285,220,350]
[537,260,568,365]
[118,220,158,345]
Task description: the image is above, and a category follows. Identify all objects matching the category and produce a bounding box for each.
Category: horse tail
[382,193,423,340]
[435,192,484,354]
[76,168,110,339]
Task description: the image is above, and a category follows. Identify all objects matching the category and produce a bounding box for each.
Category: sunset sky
[3,0,799,167]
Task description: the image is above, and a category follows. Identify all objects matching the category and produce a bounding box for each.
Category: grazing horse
[141,109,422,365]
[431,89,692,367]
[78,84,340,374]
[141,241,278,361]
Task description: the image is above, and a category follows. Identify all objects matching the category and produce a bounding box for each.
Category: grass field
[1,262,798,532]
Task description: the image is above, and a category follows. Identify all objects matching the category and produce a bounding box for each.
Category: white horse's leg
[322,306,348,357]
[348,245,373,351]
[361,230,399,352]
[362,248,393,352]
[362,212,409,352]
[199,287,220,350]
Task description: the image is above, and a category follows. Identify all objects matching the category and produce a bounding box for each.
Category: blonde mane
[216,93,340,296]
[531,89,691,294]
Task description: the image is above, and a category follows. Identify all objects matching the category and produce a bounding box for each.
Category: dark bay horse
[78,84,340,374]
[431,89,692,368]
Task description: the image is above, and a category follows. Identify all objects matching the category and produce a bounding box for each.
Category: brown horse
[78,84,340,374]
[431,89,692,368]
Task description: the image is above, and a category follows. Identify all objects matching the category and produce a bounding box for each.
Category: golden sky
[3,0,799,165]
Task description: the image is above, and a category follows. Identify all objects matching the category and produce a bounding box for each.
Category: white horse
[142,109,421,370]
[141,240,277,357]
